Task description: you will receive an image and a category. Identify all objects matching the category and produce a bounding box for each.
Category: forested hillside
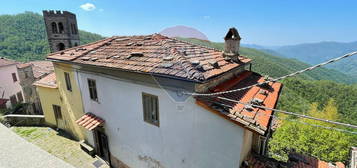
[270,41,357,78]
[0,12,103,61]
[179,38,357,83]
[180,37,357,163]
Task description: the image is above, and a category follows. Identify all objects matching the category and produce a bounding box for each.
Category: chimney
[223,27,241,62]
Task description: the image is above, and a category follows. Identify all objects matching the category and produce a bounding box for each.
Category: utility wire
[185,51,357,96]
[200,98,357,134]
[212,96,357,129]
[281,117,357,135]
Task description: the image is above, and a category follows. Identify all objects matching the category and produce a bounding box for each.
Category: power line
[201,98,357,134]
[272,115,357,135]
[185,51,357,96]
[213,96,357,129]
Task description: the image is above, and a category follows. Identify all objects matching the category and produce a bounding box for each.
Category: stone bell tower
[43,10,80,53]
[223,27,241,62]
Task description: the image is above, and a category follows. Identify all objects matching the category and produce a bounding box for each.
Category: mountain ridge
[245,41,357,78]
[159,25,209,41]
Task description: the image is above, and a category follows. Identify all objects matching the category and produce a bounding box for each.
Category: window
[252,133,267,155]
[57,43,65,51]
[64,72,72,91]
[24,71,28,78]
[58,22,64,34]
[51,22,58,34]
[12,73,17,82]
[142,93,159,126]
[10,95,17,106]
[52,105,62,119]
[71,24,76,34]
[17,92,23,102]
[88,79,98,101]
[72,24,78,34]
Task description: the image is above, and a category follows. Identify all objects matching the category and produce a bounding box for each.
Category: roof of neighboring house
[33,72,57,88]
[17,61,54,79]
[196,71,282,135]
[0,57,18,67]
[242,153,345,168]
[47,34,251,82]
[31,61,54,79]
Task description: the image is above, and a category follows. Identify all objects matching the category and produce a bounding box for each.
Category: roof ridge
[47,36,116,56]
[168,35,223,52]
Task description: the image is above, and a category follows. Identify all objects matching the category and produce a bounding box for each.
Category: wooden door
[53,105,65,130]
[94,129,110,163]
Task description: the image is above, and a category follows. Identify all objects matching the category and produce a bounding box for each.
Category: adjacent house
[0,57,23,109]
[17,61,54,114]
[43,24,282,167]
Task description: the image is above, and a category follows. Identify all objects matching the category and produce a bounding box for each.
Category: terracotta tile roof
[196,71,282,135]
[16,63,32,69]
[47,34,251,82]
[30,61,54,79]
[75,113,104,130]
[242,153,345,168]
[0,57,18,67]
[33,73,57,88]
[18,61,54,79]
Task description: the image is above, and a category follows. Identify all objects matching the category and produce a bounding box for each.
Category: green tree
[269,99,355,163]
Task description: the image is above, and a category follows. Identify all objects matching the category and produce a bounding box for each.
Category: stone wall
[4,114,45,126]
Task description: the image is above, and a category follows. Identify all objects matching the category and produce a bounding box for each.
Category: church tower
[43,10,80,53]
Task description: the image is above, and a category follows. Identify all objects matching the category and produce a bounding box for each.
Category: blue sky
[1,0,357,46]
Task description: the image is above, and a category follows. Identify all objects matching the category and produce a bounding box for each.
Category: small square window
[88,79,98,101]
[142,93,159,126]
[64,72,72,91]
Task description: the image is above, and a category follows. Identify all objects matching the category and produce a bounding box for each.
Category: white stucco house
[0,57,24,109]
[47,28,282,168]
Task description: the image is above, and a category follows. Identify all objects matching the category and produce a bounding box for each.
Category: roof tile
[47,34,251,82]
[196,71,283,135]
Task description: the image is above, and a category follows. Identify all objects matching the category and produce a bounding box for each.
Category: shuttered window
[64,72,72,91]
[142,93,159,126]
[88,79,98,101]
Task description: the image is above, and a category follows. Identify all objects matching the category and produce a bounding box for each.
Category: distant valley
[245,42,357,79]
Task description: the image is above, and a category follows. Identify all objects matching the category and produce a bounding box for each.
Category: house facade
[34,65,88,141]
[0,57,24,109]
[77,69,251,168]
[44,27,282,168]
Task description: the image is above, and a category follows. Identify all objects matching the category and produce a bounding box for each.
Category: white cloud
[203,16,210,19]
[80,3,96,11]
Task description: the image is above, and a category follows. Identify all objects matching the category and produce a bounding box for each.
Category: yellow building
[34,63,88,141]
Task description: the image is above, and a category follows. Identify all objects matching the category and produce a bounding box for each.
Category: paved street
[11,126,109,168]
[0,124,74,168]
